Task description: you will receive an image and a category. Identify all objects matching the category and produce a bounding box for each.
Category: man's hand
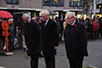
[54,46,57,49]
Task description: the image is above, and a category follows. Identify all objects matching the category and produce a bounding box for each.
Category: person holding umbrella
[0,10,13,55]
[0,17,7,56]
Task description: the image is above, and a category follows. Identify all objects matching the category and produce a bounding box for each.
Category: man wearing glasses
[64,12,88,68]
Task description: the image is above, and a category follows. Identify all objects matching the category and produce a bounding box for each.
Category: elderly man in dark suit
[22,13,41,68]
[64,12,88,68]
[40,10,58,68]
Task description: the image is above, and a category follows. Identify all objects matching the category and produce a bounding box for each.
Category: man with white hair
[40,10,58,68]
[22,13,41,68]
[22,13,31,23]
[64,12,88,68]
[8,18,15,52]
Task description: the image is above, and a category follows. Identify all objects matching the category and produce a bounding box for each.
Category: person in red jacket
[0,17,7,56]
[92,18,99,39]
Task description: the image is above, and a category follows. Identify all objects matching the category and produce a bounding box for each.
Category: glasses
[42,16,46,18]
[41,15,49,18]
[66,17,74,20]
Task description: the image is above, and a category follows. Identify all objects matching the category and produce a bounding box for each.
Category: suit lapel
[44,19,50,28]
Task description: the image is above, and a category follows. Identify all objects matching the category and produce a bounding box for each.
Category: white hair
[22,13,31,22]
[41,10,49,15]
[68,12,76,18]
[8,18,14,24]
[8,18,14,22]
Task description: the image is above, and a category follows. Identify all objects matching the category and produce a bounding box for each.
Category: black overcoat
[64,22,88,60]
[40,19,58,56]
[24,21,41,56]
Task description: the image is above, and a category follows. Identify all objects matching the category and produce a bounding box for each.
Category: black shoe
[0,53,2,56]
[0,53,7,56]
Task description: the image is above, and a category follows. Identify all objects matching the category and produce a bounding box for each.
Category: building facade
[97,0,102,15]
[0,0,84,18]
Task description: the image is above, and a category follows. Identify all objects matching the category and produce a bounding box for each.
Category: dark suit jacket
[24,20,41,56]
[40,19,59,56]
[64,21,88,60]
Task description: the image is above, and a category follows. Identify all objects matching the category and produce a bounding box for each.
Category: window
[6,0,19,4]
[89,0,93,2]
[43,0,64,6]
[69,0,83,7]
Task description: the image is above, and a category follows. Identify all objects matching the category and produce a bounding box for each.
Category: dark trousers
[8,36,14,52]
[69,57,84,68]
[44,55,55,68]
[0,38,5,53]
[30,55,39,68]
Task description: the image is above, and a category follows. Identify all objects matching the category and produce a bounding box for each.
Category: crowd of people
[0,9,102,68]
[77,16,102,40]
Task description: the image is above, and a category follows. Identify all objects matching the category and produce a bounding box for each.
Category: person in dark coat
[22,13,41,68]
[8,18,15,52]
[40,10,59,68]
[64,12,88,68]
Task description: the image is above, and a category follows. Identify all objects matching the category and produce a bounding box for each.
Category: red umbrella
[0,10,13,18]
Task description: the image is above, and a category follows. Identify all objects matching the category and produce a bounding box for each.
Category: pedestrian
[22,13,41,68]
[40,10,59,68]
[64,12,88,68]
[92,18,99,39]
[0,17,7,56]
[55,17,61,41]
[8,18,15,52]
[59,17,64,41]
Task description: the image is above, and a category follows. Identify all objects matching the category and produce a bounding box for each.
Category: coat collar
[45,18,49,26]
[71,20,76,26]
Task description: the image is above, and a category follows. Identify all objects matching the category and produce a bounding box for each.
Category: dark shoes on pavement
[0,52,7,56]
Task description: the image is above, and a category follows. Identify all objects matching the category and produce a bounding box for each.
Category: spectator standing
[8,18,15,52]
[0,17,7,56]
[64,12,88,68]
[40,10,59,68]
[22,13,41,68]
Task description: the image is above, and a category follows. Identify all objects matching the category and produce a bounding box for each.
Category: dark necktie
[43,21,46,27]
[66,24,71,28]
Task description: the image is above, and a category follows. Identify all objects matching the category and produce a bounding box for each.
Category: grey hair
[8,18,14,22]
[22,13,31,22]
[41,10,49,15]
[68,12,76,18]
